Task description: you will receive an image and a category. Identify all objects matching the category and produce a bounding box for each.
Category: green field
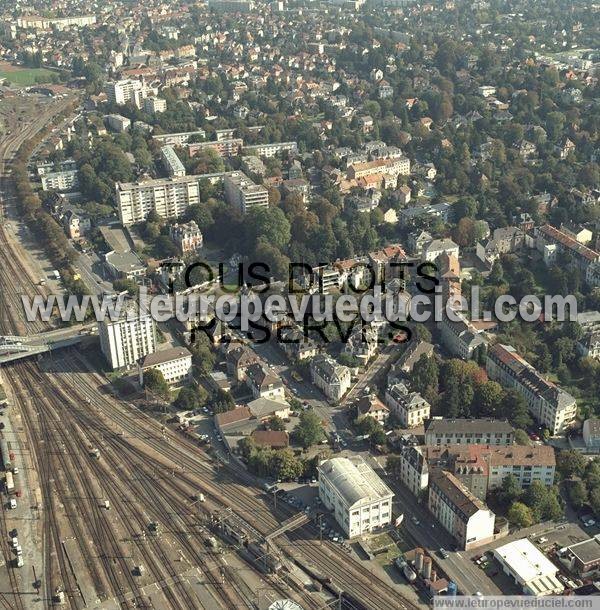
[0,67,56,86]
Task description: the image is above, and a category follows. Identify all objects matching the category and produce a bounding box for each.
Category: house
[225,345,261,381]
[385,383,430,428]
[476,226,525,266]
[493,539,564,596]
[556,137,576,159]
[389,340,434,378]
[245,363,285,401]
[343,325,379,365]
[278,327,318,361]
[397,184,411,205]
[170,221,203,253]
[408,230,432,256]
[428,469,496,550]
[318,456,394,538]
[422,238,459,263]
[356,395,389,425]
[250,430,289,449]
[311,355,351,402]
[359,115,374,134]
[138,346,193,386]
[247,397,291,422]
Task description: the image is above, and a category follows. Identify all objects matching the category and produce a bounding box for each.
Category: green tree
[143,368,170,400]
[497,474,522,506]
[568,480,588,509]
[175,385,208,411]
[590,487,600,518]
[294,410,325,449]
[507,502,534,528]
[557,450,587,480]
[267,415,286,432]
[270,448,303,481]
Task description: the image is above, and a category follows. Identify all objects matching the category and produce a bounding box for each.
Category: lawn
[0,66,56,86]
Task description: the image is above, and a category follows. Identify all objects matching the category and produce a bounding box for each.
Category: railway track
[39,352,418,610]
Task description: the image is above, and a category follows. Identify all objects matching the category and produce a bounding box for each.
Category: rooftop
[318,456,393,509]
[141,346,191,368]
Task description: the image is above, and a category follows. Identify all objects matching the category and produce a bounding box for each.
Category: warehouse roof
[318,456,393,509]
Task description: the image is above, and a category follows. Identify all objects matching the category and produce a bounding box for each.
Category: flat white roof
[493,538,563,595]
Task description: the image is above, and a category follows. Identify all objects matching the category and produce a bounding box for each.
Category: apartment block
[143,97,167,114]
[116,176,200,225]
[105,79,145,108]
[395,445,429,496]
[152,130,207,146]
[98,307,157,370]
[105,114,131,133]
[161,145,186,177]
[188,139,243,158]
[486,344,577,435]
[385,382,430,428]
[424,418,515,446]
[223,171,269,214]
[242,141,298,158]
[428,469,495,550]
[41,169,79,192]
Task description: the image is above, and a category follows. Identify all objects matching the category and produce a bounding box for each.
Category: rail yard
[0,96,414,610]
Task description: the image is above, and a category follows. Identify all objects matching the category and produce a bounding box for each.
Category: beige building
[318,457,394,538]
[224,171,269,214]
[138,346,192,385]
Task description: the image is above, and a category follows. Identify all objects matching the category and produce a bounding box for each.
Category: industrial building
[318,456,394,538]
[493,538,564,596]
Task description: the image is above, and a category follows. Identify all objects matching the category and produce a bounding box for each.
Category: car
[438,548,449,559]
[216,435,222,442]
[411,516,420,525]
[475,592,483,598]
[538,537,548,544]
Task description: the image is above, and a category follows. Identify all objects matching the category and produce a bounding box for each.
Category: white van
[9,499,16,509]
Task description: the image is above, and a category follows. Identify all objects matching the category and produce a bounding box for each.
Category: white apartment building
[487,344,577,435]
[143,97,167,114]
[424,418,515,446]
[105,79,145,108]
[161,146,186,177]
[116,176,200,225]
[242,141,298,158]
[98,308,157,370]
[138,346,192,385]
[223,171,269,214]
[428,469,495,550]
[385,382,430,428]
[40,169,79,192]
[318,457,394,538]
[105,114,131,133]
[152,130,207,146]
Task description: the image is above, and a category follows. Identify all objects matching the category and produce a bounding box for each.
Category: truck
[403,565,417,582]
[16,556,23,568]
[5,471,14,494]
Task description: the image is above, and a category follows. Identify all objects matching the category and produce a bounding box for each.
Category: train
[0,438,11,470]
[243,542,283,575]
[5,471,14,494]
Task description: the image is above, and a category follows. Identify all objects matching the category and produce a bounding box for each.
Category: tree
[294,410,325,449]
[568,480,588,509]
[267,415,286,431]
[354,415,382,437]
[514,430,530,446]
[244,207,291,252]
[473,381,504,418]
[557,450,587,480]
[500,389,532,430]
[507,502,534,528]
[143,368,170,400]
[270,448,303,481]
[590,487,600,518]
[411,354,439,402]
[497,474,522,506]
[175,385,208,411]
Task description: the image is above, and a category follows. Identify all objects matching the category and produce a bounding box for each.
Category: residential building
[247,397,291,422]
[583,419,600,450]
[278,326,318,361]
[105,79,145,107]
[485,444,555,489]
[486,344,577,435]
[385,383,430,428]
[143,97,167,114]
[242,142,298,158]
[98,306,157,370]
[311,355,351,402]
[41,170,79,192]
[224,171,269,214]
[493,539,564,596]
[356,395,389,425]
[245,363,285,400]
[424,418,515,446]
[188,139,243,158]
[439,311,488,360]
[428,469,496,550]
[250,430,289,449]
[161,146,186,177]
[170,221,203,253]
[105,114,131,133]
[138,346,192,385]
[153,130,207,146]
[318,456,394,538]
[215,407,252,435]
[395,445,429,497]
[116,176,201,224]
[104,250,145,280]
[422,238,459,263]
[225,345,261,381]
